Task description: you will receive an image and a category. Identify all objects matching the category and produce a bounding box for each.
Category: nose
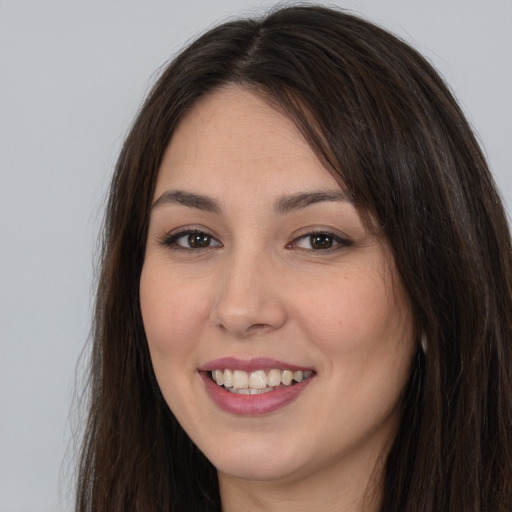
[209,250,288,338]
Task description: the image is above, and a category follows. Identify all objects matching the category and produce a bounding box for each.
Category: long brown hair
[76,5,512,511]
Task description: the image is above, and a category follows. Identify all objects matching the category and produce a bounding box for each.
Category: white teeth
[248,370,267,389]
[267,368,281,387]
[223,369,233,387]
[232,370,249,389]
[226,387,274,395]
[281,369,293,385]
[213,369,224,386]
[212,367,314,392]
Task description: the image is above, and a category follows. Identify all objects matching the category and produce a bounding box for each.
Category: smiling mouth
[210,368,315,395]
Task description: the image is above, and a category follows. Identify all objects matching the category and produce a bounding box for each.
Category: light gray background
[1,1,510,511]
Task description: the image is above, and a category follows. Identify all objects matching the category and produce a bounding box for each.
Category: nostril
[246,323,273,335]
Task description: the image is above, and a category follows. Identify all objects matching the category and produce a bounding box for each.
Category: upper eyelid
[160,227,221,248]
[163,225,218,238]
[291,226,351,240]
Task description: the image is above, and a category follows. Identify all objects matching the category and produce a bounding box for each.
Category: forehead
[154,87,342,197]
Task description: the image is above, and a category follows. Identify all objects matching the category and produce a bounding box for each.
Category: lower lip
[200,372,315,415]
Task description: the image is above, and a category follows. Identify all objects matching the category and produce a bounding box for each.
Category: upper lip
[199,357,315,373]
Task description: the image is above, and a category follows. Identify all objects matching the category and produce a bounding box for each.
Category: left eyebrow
[273,190,351,214]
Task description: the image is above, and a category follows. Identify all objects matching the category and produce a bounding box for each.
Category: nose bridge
[210,242,287,337]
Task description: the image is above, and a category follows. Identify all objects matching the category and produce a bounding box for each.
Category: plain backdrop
[0,1,510,511]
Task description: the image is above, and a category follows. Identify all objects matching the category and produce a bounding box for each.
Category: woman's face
[140,87,415,486]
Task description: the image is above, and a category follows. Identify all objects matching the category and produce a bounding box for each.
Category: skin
[140,87,416,512]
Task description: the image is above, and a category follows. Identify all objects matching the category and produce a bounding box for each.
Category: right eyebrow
[151,190,221,213]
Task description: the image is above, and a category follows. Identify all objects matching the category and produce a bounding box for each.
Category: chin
[203,437,308,482]
[215,458,303,483]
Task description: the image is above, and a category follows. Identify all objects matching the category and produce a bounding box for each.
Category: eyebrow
[273,190,351,214]
[151,189,351,214]
[152,190,221,213]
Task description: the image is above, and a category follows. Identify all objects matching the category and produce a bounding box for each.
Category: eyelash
[160,228,352,253]
[287,230,353,252]
[161,229,221,251]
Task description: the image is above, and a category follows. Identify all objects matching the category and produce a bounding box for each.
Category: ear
[420,334,427,354]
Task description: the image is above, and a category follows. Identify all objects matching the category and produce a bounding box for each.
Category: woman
[76,5,512,511]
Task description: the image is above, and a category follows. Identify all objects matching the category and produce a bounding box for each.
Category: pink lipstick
[199,357,316,415]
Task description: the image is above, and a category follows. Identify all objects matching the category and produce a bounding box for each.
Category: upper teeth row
[212,369,313,389]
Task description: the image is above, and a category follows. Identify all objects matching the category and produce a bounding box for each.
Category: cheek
[139,263,214,422]
[297,268,407,354]
[139,263,210,362]
[294,263,414,410]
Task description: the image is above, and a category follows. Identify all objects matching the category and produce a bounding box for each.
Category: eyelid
[287,227,353,252]
[159,225,222,250]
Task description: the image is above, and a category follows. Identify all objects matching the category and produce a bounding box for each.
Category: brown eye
[310,234,334,249]
[188,232,212,248]
[291,231,352,252]
[163,230,221,250]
